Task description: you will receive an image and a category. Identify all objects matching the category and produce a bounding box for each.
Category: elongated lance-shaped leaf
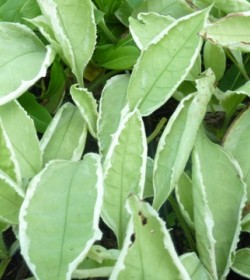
[0,120,21,184]
[195,0,250,14]
[70,85,98,138]
[224,106,250,203]
[180,252,213,280]
[0,101,42,180]
[0,22,54,105]
[127,8,210,116]
[192,128,246,279]
[97,74,130,158]
[201,12,250,52]
[36,0,96,86]
[231,248,250,278]
[41,103,87,164]
[153,69,215,210]
[175,172,194,229]
[102,109,147,247]
[129,12,175,50]
[0,170,23,224]
[110,195,191,280]
[19,153,103,280]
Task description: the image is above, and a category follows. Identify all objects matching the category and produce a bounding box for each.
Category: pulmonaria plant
[0,0,250,279]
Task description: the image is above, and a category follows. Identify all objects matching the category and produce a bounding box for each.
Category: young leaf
[0,171,23,224]
[0,22,54,105]
[19,154,103,280]
[36,0,96,86]
[175,172,194,229]
[201,12,250,52]
[153,69,214,210]
[0,101,42,180]
[203,41,226,81]
[129,12,175,50]
[97,74,130,158]
[102,109,147,247]
[180,252,213,280]
[127,8,210,116]
[231,248,250,278]
[224,106,250,203]
[40,103,87,164]
[70,85,98,139]
[192,128,246,279]
[110,195,191,280]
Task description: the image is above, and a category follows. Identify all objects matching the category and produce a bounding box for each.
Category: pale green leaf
[19,154,103,280]
[102,109,147,247]
[0,171,23,224]
[129,12,175,50]
[143,157,154,199]
[110,195,191,280]
[203,41,226,81]
[153,69,215,210]
[36,0,96,86]
[175,172,194,229]
[41,103,87,164]
[97,74,130,158]
[0,101,42,180]
[231,248,250,279]
[193,128,246,279]
[70,85,98,139]
[127,8,209,116]
[201,12,250,52]
[224,105,250,203]
[0,22,54,105]
[185,55,201,81]
[180,252,213,280]
[241,213,250,233]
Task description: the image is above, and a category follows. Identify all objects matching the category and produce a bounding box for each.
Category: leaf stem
[72,267,113,279]
[99,20,117,43]
[147,117,167,144]
[168,195,197,253]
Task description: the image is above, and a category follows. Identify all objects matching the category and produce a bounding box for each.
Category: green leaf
[102,109,147,247]
[143,157,154,199]
[203,41,226,81]
[0,171,23,224]
[36,0,96,86]
[201,12,250,52]
[110,195,191,280]
[192,128,246,279]
[175,172,194,229]
[241,213,250,233]
[231,249,250,278]
[129,12,175,50]
[224,105,250,203]
[18,92,52,133]
[97,74,130,158]
[180,252,213,280]
[0,22,54,105]
[153,69,214,210]
[40,103,87,164]
[0,101,42,180]
[127,8,210,116]
[0,0,41,24]
[19,154,103,280]
[70,85,98,139]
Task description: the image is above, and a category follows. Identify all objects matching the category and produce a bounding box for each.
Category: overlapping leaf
[110,195,191,280]
[40,103,87,164]
[192,128,246,279]
[0,22,54,105]
[19,154,103,280]
[231,248,250,278]
[153,70,214,210]
[102,109,147,247]
[36,0,96,86]
[127,8,209,116]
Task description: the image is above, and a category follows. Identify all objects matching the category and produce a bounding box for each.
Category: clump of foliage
[0,0,250,279]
